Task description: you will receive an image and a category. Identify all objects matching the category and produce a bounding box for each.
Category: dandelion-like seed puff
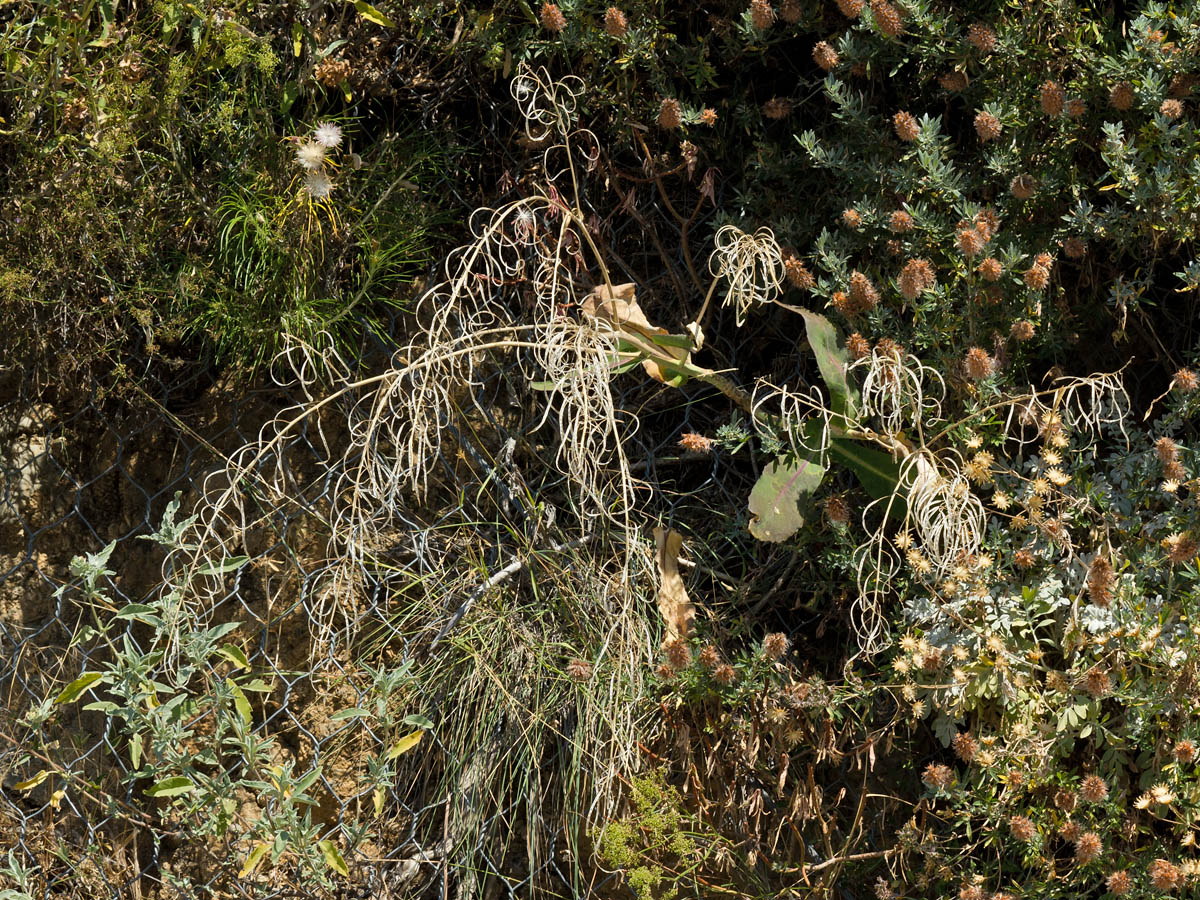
[709,224,785,326]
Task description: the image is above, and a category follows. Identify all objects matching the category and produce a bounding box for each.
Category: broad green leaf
[145,776,194,798]
[291,21,304,57]
[115,603,158,620]
[216,643,250,670]
[55,672,104,705]
[387,730,424,759]
[227,679,252,726]
[350,0,397,27]
[239,678,275,692]
[280,80,299,115]
[197,555,249,576]
[748,455,825,542]
[319,839,350,877]
[402,713,434,729]
[330,708,370,721]
[131,731,143,769]
[827,438,905,515]
[800,309,859,422]
[239,841,271,878]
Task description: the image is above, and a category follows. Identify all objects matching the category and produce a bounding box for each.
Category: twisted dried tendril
[708,225,786,326]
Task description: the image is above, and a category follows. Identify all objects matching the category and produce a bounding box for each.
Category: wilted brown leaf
[653,526,696,640]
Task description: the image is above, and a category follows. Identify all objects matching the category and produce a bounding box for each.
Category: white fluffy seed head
[295,141,327,170]
[304,171,333,199]
[313,122,343,149]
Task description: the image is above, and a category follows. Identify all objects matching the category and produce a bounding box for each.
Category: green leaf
[387,730,425,759]
[239,841,271,879]
[239,678,275,692]
[145,776,195,798]
[402,713,434,729]
[55,672,104,705]
[197,556,249,576]
[350,0,397,27]
[216,643,250,670]
[290,21,304,57]
[227,679,252,726]
[131,731,143,769]
[827,438,905,516]
[748,455,825,542]
[330,708,370,721]
[280,80,299,116]
[319,839,350,877]
[115,603,158,620]
[799,309,859,422]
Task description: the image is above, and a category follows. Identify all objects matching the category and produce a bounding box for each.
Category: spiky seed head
[1109,82,1135,110]
[1080,775,1109,803]
[847,332,870,359]
[848,270,878,310]
[889,209,914,232]
[750,0,775,29]
[763,97,792,119]
[303,171,333,199]
[1041,80,1065,115]
[784,256,814,289]
[1105,871,1132,895]
[921,763,954,790]
[665,638,691,670]
[566,658,593,681]
[658,98,682,129]
[1024,264,1049,291]
[841,208,863,228]
[1010,320,1035,341]
[1063,236,1087,258]
[712,663,736,685]
[295,140,327,170]
[540,2,567,31]
[313,121,343,148]
[679,432,713,453]
[940,71,967,91]
[1161,98,1184,119]
[762,632,790,660]
[967,23,995,52]
[604,6,628,36]
[779,0,802,22]
[974,110,1002,141]
[699,107,718,125]
[835,0,863,16]
[1174,739,1196,762]
[1010,174,1037,199]
[1009,815,1035,841]
[870,0,902,36]
[952,732,978,762]
[812,41,839,70]
[893,110,919,141]
[1174,368,1199,392]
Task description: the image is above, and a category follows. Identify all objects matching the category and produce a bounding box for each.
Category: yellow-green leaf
[291,21,304,57]
[228,678,252,726]
[319,839,350,877]
[350,0,396,28]
[239,841,271,879]
[13,769,52,791]
[387,730,424,759]
[217,643,250,669]
[55,672,104,705]
[145,776,194,798]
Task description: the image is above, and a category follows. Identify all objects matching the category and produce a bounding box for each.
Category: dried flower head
[940,71,968,91]
[1174,368,1199,392]
[974,257,1001,281]
[952,732,979,762]
[604,7,628,37]
[1164,532,1198,564]
[540,2,567,31]
[974,110,1002,141]
[849,270,879,310]
[784,256,814,289]
[712,663,737,685]
[763,97,793,119]
[779,0,802,23]
[1109,82,1135,110]
[1009,814,1036,841]
[967,23,996,53]
[658,98,682,129]
[1011,319,1035,341]
[1055,788,1078,812]
[1083,667,1112,698]
[1149,858,1182,890]
[1067,98,1087,118]
[813,41,839,71]
[566,658,593,681]
[957,227,986,258]
[893,110,920,141]
[842,208,863,229]
[1041,80,1066,115]
[1063,236,1087,259]
[1105,870,1132,895]
[314,56,352,87]
[1175,739,1197,762]
[1087,556,1114,607]
[750,0,775,29]
[825,494,851,526]
[835,0,864,16]
[964,347,993,380]
[922,763,955,790]
[898,258,936,299]
[665,638,692,670]
[1024,264,1050,291]
[1080,774,1109,803]
[763,632,791,660]
[698,645,721,669]
[679,432,714,453]
[1161,98,1184,119]
[699,107,718,126]
[1157,436,1179,462]
[1014,548,1035,569]
[870,0,902,37]
[889,210,915,232]
[847,333,870,359]
[1010,174,1037,199]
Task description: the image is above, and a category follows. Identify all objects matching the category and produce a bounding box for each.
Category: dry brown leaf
[653,526,696,640]
[583,283,693,383]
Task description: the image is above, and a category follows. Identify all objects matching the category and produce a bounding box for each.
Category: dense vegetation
[3,0,1200,898]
